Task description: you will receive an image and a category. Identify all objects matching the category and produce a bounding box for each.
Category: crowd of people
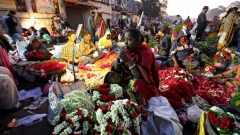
[0,6,239,135]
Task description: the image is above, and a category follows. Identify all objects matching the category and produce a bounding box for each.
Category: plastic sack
[48,75,64,125]
[187,105,203,123]
[60,69,74,83]
[141,96,183,135]
[16,41,28,60]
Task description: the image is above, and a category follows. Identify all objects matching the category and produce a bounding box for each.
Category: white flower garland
[109,84,123,99]
[61,90,95,113]
[95,99,141,134]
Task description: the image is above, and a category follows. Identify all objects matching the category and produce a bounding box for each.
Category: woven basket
[26,58,69,76]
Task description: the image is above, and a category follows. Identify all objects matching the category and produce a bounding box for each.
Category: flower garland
[207,106,240,135]
[193,75,234,105]
[79,63,92,71]
[26,61,67,72]
[61,90,95,113]
[92,83,123,106]
[52,108,92,135]
[231,92,240,106]
[95,99,142,135]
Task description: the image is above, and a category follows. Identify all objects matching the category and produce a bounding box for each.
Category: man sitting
[79,31,103,64]
[62,31,90,65]
[168,29,200,69]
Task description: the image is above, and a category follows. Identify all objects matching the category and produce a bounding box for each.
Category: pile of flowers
[203,64,216,73]
[95,99,143,135]
[193,75,235,105]
[26,61,67,72]
[158,68,195,110]
[79,63,92,71]
[52,84,147,135]
[214,48,234,63]
[207,106,240,134]
[92,83,123,106]
[100,63,112,69]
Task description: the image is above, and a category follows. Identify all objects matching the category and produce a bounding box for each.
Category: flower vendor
[155,24,171,61]
[61,31,90,65]
[0,66,28,113]
[217,7,239,50]
[168,29,200,69]
[79,31,103,64]
[24,36,52,61]
[97,31,112,51]
[105,28,159,106]
[210,64,240,91]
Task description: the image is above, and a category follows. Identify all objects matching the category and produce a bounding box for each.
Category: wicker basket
[26,58,69,76]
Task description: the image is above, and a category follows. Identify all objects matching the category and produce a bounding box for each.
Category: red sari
[127,44,159,102]
[0,45,15,76]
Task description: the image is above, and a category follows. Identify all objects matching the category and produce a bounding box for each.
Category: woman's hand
[118,50,131,63]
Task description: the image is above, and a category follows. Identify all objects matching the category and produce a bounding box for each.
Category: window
[14,0,27,12]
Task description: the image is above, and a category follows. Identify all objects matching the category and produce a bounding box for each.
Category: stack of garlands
[52,84,147,135]
[158,68,195,110]
[193,75,234,105]
[207,106,240,135]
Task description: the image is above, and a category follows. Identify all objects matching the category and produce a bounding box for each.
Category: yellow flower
[231,54,235,58]
[235,100,240,106]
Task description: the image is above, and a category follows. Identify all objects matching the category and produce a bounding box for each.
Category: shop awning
[65,0,97,8]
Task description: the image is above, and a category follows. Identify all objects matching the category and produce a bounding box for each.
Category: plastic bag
[187,105,203,123]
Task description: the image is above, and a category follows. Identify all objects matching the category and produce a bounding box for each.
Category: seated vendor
[61,31,90,65]
[98,31,112,49]
[155,25,171,61]
[0,66,28,112]
[105,28,159,106]
[24,36,52,61]
[168,29,200,69]
[79,31,103,64]
[210,64,240,92]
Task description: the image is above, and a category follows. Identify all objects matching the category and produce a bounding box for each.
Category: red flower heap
[27,61,66,72]
[158,68,195,110]
[193,75,234,105]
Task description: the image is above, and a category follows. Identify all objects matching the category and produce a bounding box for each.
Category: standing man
[88,11,96,44]
[2,10,22,44]
[196,6,209,41]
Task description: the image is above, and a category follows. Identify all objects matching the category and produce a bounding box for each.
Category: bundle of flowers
[79,63,92,71]
[193,75,235,105]
[158,68,195,110]
[92,83,123,106]
[207,106,240,135]
[94,99,142,135]
[203,64,216,73]
[230,92,240,106]
[214,48,234,63]
[52,108,93,135]
[100,63,112,69]
[61,90,95,113]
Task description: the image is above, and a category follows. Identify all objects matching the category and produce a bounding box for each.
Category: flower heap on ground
[214,48,234,63]
[193,75,234,105]
[158,68,196,110]
[207,106,240,135]
[52,83,145,135]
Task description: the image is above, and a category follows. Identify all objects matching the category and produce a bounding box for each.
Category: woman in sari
[95,13,106,39]
[105,29,159,106]
[217,7,239,50]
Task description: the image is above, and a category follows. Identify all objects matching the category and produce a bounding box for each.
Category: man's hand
[92,46,97,51]
[174,63,179,68]
[190,54,195,58]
